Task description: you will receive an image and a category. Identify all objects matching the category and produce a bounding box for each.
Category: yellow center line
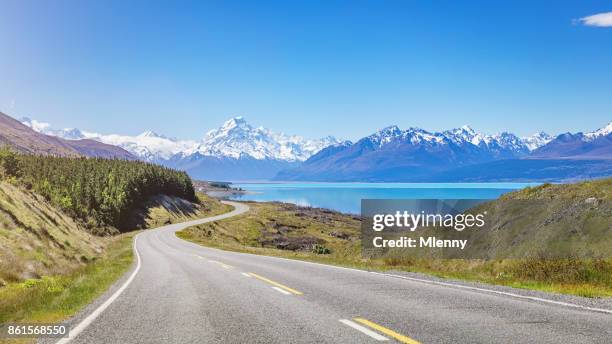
[353,318,421,344]
[247,272,303,295]
[206,259,233,269]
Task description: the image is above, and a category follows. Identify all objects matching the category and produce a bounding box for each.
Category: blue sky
[0,1,611,140]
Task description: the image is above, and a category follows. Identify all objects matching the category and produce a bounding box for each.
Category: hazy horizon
[9,111,612,142]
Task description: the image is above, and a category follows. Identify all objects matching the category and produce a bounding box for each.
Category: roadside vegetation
[0,191,229,340]
[0,232,135,325]
[0,146,233,335]
[1,147,195,231]
[179,178,612,298]
[0,233,134,344]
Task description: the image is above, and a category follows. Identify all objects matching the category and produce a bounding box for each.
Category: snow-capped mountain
[584,121,612,141]
[21,116,339,163]
[21,118,196,161]
[530,122,612,160]
[20,115,611,181]
[183,117,339,161]
[20,116,341,180]
[354,124,549,154]
[521,131,553,151]
[275,122,611,182]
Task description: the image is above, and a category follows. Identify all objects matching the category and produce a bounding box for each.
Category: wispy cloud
[577,11,612,27]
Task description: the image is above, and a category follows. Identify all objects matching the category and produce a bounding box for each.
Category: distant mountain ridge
[20,116,340,180]
[15,112,612,182]
[276,122,611,182]
[0,112,134,159]
[530,122,612,160]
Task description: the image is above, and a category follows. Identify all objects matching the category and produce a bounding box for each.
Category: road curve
[54,201,610,344]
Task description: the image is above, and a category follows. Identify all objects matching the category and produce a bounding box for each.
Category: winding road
[52,201,611,344]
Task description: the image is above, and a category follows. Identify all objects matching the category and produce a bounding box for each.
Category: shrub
[0,146,21,179]
[312,244,331,254]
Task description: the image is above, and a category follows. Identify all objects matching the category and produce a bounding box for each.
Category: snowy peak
[443,126,485,146]
[220,116,249,131]
[21,117,89,140]
[522,131,553,151]
[368,124,532,153]
[20,114,610,164]
[194,117,340,161]
[21,116,340,163]
[138,130,167,139]
[585,121,612,141]
[488,132,529,154]
[402,127,446,145]
[21,118,195,161]
[367,125,402,147]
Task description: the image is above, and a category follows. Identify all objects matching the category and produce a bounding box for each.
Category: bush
[312,244,331,254]
[0,146,21,179]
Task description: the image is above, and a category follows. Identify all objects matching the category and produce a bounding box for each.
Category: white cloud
[21,118,52,132]
[578,11,612,27]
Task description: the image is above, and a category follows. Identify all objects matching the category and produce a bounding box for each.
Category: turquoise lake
[228,182,538,214]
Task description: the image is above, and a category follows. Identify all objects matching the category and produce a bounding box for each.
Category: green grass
[177,199,612,298]
[0,181,105,285]
[142,192,233,229]
[0,192,232,326]
[0,232,136,326]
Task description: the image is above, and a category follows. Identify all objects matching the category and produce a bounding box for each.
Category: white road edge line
[241,272,252,278]
[173,202,612,315]
[55,235,142,344]
[224,251,612,315]
[56,201,246,343]
[272,286,292,295]
[382,272,612,315]
[339,319,389,341]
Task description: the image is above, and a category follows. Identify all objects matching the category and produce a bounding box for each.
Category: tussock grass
[0,232,135,344]
[179,194,612,298]
[0,186,233,344]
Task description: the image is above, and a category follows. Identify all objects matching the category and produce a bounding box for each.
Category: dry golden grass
[179,197,612,298]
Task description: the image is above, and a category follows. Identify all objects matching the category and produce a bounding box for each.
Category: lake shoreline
[223,182,534,214]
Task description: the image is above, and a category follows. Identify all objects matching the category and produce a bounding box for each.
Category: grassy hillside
[0,147,235,341]
[1,148,195,231]
[0,186,231,336]
[0,232,136,326]
[371,179,612,260]
[179,202,360,257]
[461,179,612,259]
[179,178,612,297]
[0,181,103,285]
[0,179,227,287]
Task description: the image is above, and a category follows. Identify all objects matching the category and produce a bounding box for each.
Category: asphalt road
[56,201,611,344]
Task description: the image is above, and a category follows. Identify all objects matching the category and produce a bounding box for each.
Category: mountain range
[20,116,340,180]
[11,112,612,182]
[0,112,134,159]
[277,123,612,182]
